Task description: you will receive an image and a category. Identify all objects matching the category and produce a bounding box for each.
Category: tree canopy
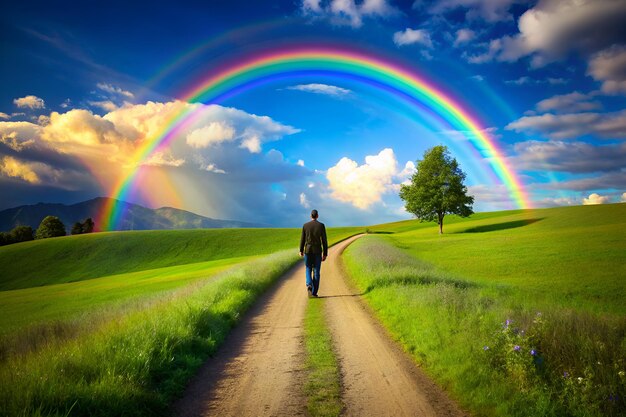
[35,216,66,239]
[399,145,474,234]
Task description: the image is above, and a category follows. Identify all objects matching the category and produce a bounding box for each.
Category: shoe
[312,293,319,298]
[307,285,313,297]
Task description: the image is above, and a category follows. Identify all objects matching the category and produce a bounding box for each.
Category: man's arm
[321,224,328,260]
[299,225,305,256]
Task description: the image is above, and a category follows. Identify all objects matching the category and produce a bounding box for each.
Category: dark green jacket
[300,220,328,256]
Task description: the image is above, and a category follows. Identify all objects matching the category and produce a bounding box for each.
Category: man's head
[311,209,319,219]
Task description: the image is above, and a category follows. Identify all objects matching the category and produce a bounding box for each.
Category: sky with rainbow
[1,0,625,228]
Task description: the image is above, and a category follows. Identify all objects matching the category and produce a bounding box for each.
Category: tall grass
[343,236,626,417]
[0,250,299,417]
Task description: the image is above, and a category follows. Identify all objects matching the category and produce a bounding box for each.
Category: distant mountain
[0,197,264,232]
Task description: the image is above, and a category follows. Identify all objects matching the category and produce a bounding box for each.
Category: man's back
[300,220,328,256]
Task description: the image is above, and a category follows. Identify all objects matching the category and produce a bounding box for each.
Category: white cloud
[13,95,45,109]
[88,100,119,112]
[587,45,626,95]
[204,163,226,174]
[301,0,397,28]
[621,192,626,202]
[428,0,518,22]
[0,112,9,120]
[470,75,485,82]
[583,193,610,205]
[287,83,351,96]
[393,28,433,48]
[506,110,626,139]
[465,39,501,63]
[297,159,305,166]
[536,92,602,113]
[454,28,476,46]
[96,83,134,99]
[505,76,568,85]
[299,192,311,208]
[143,151,185,167]
[512,140,626,173]
[326,148,399,209]
[186,121,236,148]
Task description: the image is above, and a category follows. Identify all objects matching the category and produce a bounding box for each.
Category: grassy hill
[0,226,360,291]
[370,203,626,314]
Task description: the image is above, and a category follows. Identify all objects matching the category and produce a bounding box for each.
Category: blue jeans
[304,253,322,295]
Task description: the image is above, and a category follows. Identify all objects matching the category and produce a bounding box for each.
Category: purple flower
[514,345,521,351]
[530,349,537,356]
[563,371,570,378]
[505,319,511,326]
[483,346,489,351]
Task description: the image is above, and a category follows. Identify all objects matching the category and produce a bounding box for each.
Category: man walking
[299,209,328,297]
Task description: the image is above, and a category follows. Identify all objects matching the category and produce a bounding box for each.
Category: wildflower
[514,345,521,351]
[619,371,625,378]
[483,346,489,351]
[505,319,511,327]
[577,377,584,383]
[563,371,570,378]
[530,349,536,356]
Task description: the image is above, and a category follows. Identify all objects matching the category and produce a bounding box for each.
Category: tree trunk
[438,212,444,234]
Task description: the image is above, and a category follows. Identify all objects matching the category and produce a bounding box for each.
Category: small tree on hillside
[71,222,83,235]
[71,218,95,235]
[10,225,34,243]
[82,218,95,233]
[35,216,66,239]
[399,145,474,234]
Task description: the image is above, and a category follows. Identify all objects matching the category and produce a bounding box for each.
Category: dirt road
[174,235,465,417]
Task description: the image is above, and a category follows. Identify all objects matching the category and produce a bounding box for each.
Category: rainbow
[99,47,530,230]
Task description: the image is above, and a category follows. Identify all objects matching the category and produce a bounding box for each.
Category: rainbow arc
[99,47,530,231]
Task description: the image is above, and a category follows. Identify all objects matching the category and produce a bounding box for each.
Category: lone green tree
[399,145,474,234]
[35,216,66,239]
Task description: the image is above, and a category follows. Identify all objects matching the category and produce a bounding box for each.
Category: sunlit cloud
[583,192,610,205]
[13,95,45,109]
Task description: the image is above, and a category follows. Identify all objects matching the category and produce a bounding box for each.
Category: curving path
[174,235,466,417]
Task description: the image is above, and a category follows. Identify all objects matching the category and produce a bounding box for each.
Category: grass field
[345,203,626,416]
[0,227,359,291]
[0,226,360,416]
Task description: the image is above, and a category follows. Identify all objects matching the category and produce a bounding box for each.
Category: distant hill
[0,197,264,232]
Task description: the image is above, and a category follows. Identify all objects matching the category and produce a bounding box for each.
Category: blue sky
[1,0,625,226]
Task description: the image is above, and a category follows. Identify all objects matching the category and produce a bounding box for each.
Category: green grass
[343,203,626,417]
[0,256,250,337]
[0,227,360,291]
[0,250,301,417]
[370,203,626,314]
[303,298,343,417]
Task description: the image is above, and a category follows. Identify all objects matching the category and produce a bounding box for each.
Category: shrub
[0,232,10,246]
[10,225,34,243]
[35,216,66,239]
[71,218,95,235]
